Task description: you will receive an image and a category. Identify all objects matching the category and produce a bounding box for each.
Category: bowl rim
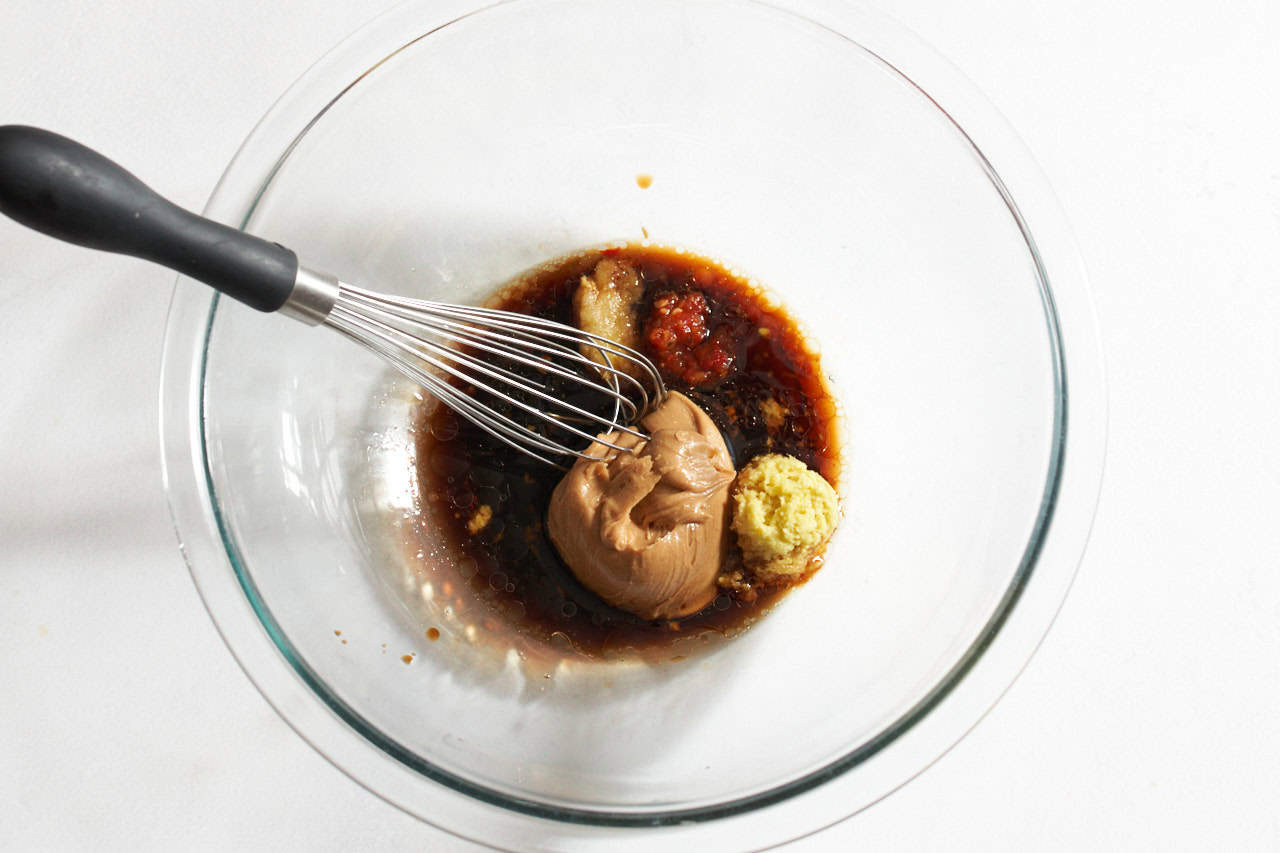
[159,0,1108,847]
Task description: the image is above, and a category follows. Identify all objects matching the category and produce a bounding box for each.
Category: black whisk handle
[0,124,298,313]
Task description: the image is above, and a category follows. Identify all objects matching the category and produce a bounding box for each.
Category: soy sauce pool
[412,245,841,658]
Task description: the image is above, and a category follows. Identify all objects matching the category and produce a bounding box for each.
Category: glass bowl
[160,0,1106,848]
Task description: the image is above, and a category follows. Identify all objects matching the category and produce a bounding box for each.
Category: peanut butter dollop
[547,392,735,620]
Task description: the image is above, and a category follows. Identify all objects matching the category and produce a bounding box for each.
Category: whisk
[0,126,666,467]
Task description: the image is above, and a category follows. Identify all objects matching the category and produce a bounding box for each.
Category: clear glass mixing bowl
[160,0,1106,848]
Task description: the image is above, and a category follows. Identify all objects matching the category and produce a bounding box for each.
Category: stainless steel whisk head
[325,282,667,468]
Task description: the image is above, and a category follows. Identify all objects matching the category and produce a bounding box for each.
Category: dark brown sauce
[413,245,840,657]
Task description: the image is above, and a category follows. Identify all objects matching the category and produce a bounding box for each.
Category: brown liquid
[413,245,840,657]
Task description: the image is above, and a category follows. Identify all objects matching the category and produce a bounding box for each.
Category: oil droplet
[333,629,342,636]
[431,416,459,442]
[401,653,415,665]
[426,627,440,641]
[635,173,653,189]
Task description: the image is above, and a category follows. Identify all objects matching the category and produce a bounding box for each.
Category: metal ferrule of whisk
[281,265,667,469]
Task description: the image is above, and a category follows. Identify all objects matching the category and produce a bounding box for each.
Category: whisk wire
[326,283,666,465]
[345,289,662,387]
[343,287,658,416]
[329,304,640,453]
[330,315,590,468]
[383,309,644,425]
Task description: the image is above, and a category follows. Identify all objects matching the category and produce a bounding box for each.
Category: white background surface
[2,0,1277,849]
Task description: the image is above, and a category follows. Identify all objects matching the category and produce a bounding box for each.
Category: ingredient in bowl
[732,453,840,582]
[573,257,645,379]
[644,289,735,386]
[547,392,735,620]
